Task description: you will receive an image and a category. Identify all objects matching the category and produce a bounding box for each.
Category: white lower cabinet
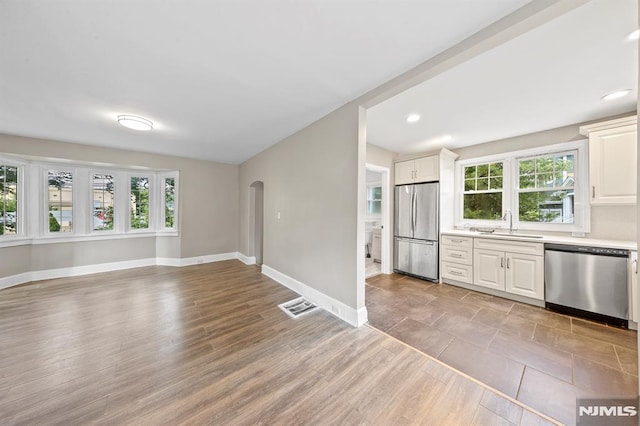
[473,238,544,301]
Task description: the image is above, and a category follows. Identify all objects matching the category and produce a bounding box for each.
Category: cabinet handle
[450,270,463,276]
[507,258,510,269]
[451,239,464,243]
[592,186,595,198]
[634,259,638,274]
[500,257,504,268]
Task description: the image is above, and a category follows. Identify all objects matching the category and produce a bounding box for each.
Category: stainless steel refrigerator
[394,182,439,281]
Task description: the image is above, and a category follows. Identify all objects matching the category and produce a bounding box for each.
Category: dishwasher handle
[544,243,629,258]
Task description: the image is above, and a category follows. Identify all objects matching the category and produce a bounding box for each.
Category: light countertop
[441,229,637,251]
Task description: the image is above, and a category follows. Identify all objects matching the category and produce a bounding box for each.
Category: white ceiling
[0,0,532,164]
[367,0,638,154]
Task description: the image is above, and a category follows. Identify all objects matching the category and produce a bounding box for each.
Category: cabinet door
[395,160,415,185]
[589,125,637,204]
[414,155,439,183]
[473,249,505,291]
[505,253,544,300]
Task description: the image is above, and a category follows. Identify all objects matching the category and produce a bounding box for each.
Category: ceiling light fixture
[406,113,421,123]
[117,115,153,131]
[601,90,632,101]
[627,29,640,41]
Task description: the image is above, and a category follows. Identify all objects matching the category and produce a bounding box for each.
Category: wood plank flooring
[0,261,556,425]
[366,273,640,425]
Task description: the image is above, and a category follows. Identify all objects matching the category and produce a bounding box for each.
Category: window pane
[464,165,476,179]
[477,164,489,178]
[367,201,381,215]
[93,174,114,231]
[489,176,503,190]
[0,165,18,236]
[519,159,535,175]
[464,179,475,191]
[520,174,535,189]
[131,177,150,229]
[477,178,488,191]
[536,173,553,188]
[164,177,175,228]
[489,162,503,177]
[48,171,73,233]
[463,193,502,220]
[519,190,574,223]
[536,157,554,173]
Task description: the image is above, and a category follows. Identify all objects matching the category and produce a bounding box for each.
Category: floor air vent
[278,297,319,318]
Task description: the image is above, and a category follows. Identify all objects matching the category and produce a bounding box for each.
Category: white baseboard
[0,272,32,290]
[0,251,242,290]
[237,253,257,265]
[261,264,367,328]
[156,252,238,267]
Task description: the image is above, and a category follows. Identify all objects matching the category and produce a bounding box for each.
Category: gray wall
[0,133,239,279]
[453,113,637,242]
[239,103,361,309]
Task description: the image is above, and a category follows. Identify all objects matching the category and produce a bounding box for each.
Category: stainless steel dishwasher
[545,244,629,328]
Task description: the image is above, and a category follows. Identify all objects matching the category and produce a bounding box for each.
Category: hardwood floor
[0,261,556,425]
[366,273,640,425]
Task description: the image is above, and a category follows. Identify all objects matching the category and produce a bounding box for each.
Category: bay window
[0,155,180,245]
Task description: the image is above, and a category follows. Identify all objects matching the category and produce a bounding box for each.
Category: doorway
[364,164,390,277]
[249,181,264,265]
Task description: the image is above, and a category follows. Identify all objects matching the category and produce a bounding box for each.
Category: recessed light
[601,90,631,101]
[627,29,640,41]
[406,113,421,123]
[117,115,153,131]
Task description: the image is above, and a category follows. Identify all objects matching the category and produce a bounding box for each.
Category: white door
[474,249,505,291]
[505,253,544,300]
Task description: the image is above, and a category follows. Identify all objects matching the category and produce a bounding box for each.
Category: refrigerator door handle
[413,190,418,232]
[410,191,416,233]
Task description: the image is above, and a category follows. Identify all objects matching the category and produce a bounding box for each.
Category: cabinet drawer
[441,262,473,284]
[441,245,472,265]
[474,238,543,256]
[441,235,473,247]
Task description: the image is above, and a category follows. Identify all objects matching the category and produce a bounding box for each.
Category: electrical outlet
[277,212,281,219]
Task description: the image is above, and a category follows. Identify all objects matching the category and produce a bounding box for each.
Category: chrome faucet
[503,209,514,234]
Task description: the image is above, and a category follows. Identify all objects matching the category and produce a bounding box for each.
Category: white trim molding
[237,253,257,265]
[261,264,367,328]
[0,251,242,290]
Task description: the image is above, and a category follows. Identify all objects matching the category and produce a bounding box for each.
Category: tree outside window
[0,165,18,236]
[130,177,150,229]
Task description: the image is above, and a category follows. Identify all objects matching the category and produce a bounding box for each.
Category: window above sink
[456,141,590,234]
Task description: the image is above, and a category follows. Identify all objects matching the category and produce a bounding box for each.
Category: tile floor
[366,273,639,425]
[365,257,381,278]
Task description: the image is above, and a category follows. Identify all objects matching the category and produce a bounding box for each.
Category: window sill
[0,231,179,248]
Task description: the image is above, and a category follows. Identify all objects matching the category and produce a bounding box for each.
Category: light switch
[277,212,281,219]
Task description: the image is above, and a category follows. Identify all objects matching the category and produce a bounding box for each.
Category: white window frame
[90,170,119,235]
[455,140,590,234]
[0,153,180,247]
[0,157,27,240]
[43,166,78,236]
[127,173,153,233]
[159,172,179,232]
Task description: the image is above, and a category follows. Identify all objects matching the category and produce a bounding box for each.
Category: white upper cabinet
[580,116,637,205]
[394,155,439,185]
